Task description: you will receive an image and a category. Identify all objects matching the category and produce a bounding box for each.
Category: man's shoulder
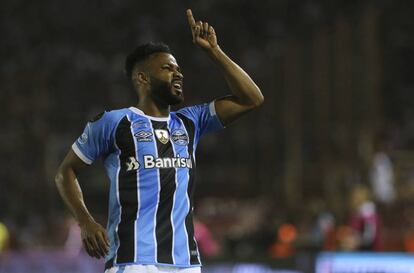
[174,102,217,120]
[174,103,209,116]
[89,108,131,127]
[106,108,131,118]
[173,101,224,133]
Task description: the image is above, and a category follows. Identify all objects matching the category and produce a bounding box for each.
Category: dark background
[1,0,414,262]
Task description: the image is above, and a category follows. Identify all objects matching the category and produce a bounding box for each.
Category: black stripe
[152,121,176,264]
[176,113,199,264]
[115,116,138,263]
[105,258,114,270]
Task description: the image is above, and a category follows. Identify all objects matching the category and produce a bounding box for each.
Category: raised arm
[186,9,264,126]
[55,149,109,258]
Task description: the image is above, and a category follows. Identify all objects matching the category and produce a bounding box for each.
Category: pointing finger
[186,9,196,28]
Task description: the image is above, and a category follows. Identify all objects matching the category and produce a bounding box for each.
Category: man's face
[147,53,184,106]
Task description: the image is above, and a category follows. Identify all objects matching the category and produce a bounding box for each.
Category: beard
[149,76,183,106]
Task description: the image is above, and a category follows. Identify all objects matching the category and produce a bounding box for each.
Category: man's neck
[136,98,170,118]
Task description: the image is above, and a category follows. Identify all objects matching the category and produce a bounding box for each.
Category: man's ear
[137,72,149,84]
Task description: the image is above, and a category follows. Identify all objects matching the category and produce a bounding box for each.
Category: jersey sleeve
[176,101,224,138]
[71,112,115,165]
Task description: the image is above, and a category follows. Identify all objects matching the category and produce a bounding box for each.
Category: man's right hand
[80,219,110,258]
[56,150,110,259]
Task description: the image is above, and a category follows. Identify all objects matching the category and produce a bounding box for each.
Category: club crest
[155,129,170,144]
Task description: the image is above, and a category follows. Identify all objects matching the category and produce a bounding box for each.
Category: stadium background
[1,0,414,272]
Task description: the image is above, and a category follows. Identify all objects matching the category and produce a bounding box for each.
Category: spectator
[347,185,383,251]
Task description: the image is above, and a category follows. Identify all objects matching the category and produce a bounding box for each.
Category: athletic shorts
[104,265,201,273]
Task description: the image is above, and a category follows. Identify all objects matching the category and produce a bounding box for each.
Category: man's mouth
[172,80,183,94]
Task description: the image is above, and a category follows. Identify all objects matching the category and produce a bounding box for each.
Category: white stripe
[71,143,93,165]
[192,142,196,167]
[183,115,202,265]
[167,119,177,264]
[129,107,170,122]
[208,100,225,128]
[127,115,140,263]
[103,266,119,273]
[184,199,191,264]
[208,101,217,116]
[176,117,192,264]
[149,119,160,262]
[124,265,133,273]
[193,235,201,264]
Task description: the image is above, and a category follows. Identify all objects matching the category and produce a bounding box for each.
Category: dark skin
[55,151,109,258]
[133,53,184,114]
[55,9,263,259]
[134,10,263,124]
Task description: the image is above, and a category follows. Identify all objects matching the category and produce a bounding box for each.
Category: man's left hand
[187,9,218,51]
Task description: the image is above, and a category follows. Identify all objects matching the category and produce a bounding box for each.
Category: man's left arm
[187,9,264,126]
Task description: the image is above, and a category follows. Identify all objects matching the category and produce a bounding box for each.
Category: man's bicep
[214,95,256,126]
[60,149,90,175]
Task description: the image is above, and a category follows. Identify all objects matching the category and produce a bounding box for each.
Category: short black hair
[125,42,172,78]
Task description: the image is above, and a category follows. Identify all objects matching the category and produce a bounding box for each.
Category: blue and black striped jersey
[72,102,223,268]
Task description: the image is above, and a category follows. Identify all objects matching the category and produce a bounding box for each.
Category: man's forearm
[207,46,264,106]
[55,166,94,225]
[55,160,110,258]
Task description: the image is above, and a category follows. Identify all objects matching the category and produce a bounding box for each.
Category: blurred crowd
[1,0,414,264]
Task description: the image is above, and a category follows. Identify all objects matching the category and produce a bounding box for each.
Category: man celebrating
[55,9,263,273]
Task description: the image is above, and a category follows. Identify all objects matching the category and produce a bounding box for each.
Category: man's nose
[174,71,184,79]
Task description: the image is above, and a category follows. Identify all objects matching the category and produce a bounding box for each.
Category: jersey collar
[129,107,170,122]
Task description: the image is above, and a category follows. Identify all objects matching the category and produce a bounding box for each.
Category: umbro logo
[134,130,153,142]
[126,157,139,171]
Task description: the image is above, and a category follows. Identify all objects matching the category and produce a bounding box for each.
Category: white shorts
[104,264,201,273]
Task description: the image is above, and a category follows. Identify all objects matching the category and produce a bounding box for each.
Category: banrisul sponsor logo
[143,155,192,169]
[126,157,140,171]
[171,129,189,145]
